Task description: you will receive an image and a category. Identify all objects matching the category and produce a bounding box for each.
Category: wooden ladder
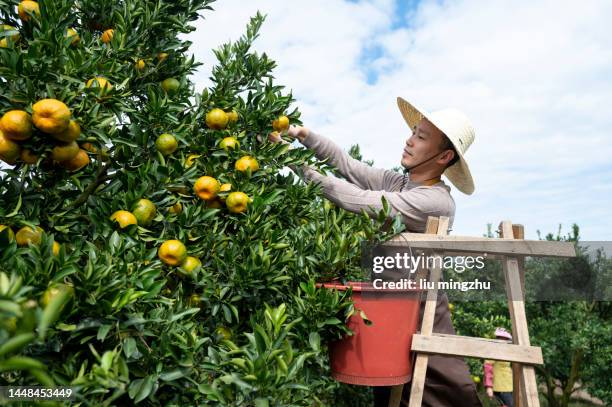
[386,217,576,407]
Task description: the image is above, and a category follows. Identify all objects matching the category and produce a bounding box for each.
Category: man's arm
[298,165,452,228]
[286,126,403,191]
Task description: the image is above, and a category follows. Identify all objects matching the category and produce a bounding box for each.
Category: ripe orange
[219,136,239,151]
[81,142,98,154]
[51,141,79,162]
[235,155,259,173]
[52,241,60,256]
[226,192,250,214]
[0,39,9,48]
[161,78,180,95]
[158,239,187,266]
[18,1,40,22]
[52,120,80,142]
[66,28,79,45]
[227,110,239,124]
[60,149,89,172]
[132,199,156,226]
[184,153,200,168]
[194,176,220,201]
[0,110,33,141]
[168,202,183,215]
[179,256,201,277]
[272,115,290,132]
[41,283,74,308]
[135,59,146,71]
[205,108,228,130]
[15,225,44,246]
[0,130,22,164]
[157,52,169,63]
[0,225,15,244]
[32,99,71,134]
[220,183,232,193]
[101,29,114,44]
[155,133,178,156]
[20,149,38,164]
[86,77,112,92]
[110,210,137,229]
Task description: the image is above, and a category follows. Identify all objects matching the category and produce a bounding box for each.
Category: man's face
[400,118,446,169]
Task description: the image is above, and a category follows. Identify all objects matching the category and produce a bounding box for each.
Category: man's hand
[267,125,310,145]
[485,387,494,398]
[286,125,310,142]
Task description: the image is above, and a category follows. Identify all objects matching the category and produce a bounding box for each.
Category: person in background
[484,327,514,406]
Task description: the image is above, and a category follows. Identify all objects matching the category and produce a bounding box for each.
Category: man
[269,96,481,406]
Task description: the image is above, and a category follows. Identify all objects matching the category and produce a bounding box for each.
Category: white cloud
[187,0,612,239]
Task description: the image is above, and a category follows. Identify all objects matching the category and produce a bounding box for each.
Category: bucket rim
[316,280,422,293]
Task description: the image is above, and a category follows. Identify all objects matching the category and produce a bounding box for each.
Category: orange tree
[0,1,401,405]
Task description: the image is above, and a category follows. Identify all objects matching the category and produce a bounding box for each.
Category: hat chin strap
[404,150,445,172]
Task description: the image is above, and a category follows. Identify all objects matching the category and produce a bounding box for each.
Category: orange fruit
[235,155,259,173]
[161,78,180,95]
[41,283,74,308]
[179,256,201,277]
[184,153,200,168]
[219,136,239,151]
[215,326,232,340]
[60,149,89,172]
[66,28,79,45]
[15,225,44,246]
[0,110,33,141]
[205,108,228,130]
[1,25,20,42]
[169,202,182,215]
[86,77,112,92]
[448,303,455,312]
[32,99,71,134]
[158,239,187,266]
[0,225,15,244]
[110,210,137,229]
[101,29,114,44]
[157,52,168,63]
[155,133,178,156]
[0,39,9,48]
[227,110,239,124]
[220,183,232,193]
[132,199,156,226]
[472,376,481,384]
[0,130,22,164]
[272,115,290,132]
[135,59,146,71]
[52,120,80,142]
[226,192,250,214]
[206,198,223,209]
[194,176,220,201]
[188,294,201,307]
[51,141,79,162]
[20,148,38,164]
[52,241,60,256]
[18,1,40,22]
[81,142,98,153]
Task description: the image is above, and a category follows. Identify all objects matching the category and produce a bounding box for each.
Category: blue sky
[187,0,612,240]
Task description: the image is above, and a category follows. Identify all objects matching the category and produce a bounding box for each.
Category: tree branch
[68,164,112,209]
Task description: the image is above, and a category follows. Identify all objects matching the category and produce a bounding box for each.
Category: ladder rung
[411,333,543,364]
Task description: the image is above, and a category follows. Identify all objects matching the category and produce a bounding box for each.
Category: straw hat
[397,97,476,195]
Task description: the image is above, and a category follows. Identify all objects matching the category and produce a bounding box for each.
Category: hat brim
[397,97,475,195]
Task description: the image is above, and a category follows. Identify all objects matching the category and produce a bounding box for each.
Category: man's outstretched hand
[267,125,310,144]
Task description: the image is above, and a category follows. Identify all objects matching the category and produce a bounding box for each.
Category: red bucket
[319,281,421,386]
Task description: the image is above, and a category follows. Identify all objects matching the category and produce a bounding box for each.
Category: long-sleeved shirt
[484,360,513,392]
[296,131,456,233]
